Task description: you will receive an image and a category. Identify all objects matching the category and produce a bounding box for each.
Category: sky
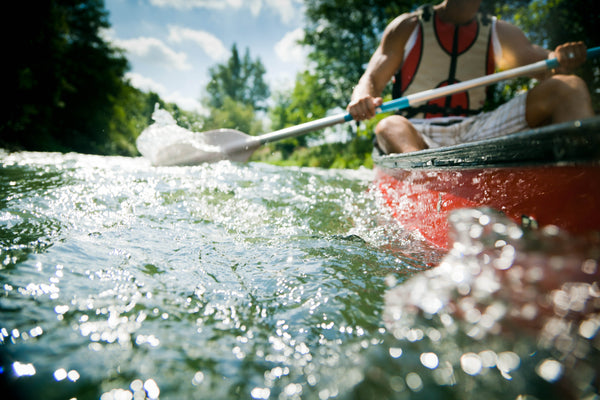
[103,0,309,114]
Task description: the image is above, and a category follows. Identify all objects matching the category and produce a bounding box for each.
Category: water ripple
[2,151,597,399]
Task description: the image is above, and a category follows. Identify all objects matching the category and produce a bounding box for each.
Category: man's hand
[553,41,587,74]
[347,95,383,121]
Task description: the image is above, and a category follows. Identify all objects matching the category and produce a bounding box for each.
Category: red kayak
[373,117,600,249]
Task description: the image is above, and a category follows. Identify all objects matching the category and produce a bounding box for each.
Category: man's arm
[495,20,587,78]
[347,13,418,121]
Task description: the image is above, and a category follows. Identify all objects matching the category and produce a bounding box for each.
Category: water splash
[381,208,600,399]
[136,104,220,166]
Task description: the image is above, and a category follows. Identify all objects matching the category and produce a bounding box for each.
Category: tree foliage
[268,71,336,152]
[106,86,160,156]
[200,44,269,136]
[2,0,148,155]
[206,44,270,112]
[202,97,264,135]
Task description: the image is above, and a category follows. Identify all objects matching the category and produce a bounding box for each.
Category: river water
[1,149,598,400]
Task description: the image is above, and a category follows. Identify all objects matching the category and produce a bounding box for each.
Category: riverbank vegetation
[2,0,598,168]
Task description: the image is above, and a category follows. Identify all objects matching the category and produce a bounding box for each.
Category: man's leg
[526,75,594,127]
[375,115,428,154]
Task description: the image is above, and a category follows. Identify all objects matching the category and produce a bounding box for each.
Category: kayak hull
[373,117,600,249]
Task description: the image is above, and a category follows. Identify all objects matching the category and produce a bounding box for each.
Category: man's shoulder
[398,8,422,23]
[385,11,420,37]
[494,19,531,48]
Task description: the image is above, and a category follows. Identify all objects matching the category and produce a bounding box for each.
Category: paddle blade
[136,107,257,165]
[199,129,259,163]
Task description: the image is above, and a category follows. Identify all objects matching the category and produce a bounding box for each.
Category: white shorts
[410,93,529,149]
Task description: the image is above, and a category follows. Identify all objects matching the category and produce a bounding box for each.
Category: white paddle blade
[137,123,256,165]
[200,129,260,163]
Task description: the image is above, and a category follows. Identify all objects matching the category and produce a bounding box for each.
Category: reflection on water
[0,150,598,399]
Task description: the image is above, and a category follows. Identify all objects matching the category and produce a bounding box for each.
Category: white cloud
[265,0,298,24]
[268,77,295,95]
[116,37,192,71]
[149,0,243,11]
[248,0,262,16]
[149,0,301,24]
[164,92,207,115]
[125,72,168,94]
[274,28,307,64]
[99,27,116,43]
[126,72,206,114]
[167,26,229,61]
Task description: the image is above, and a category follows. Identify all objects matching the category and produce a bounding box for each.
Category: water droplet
[144,379,160,399]
[420,352,439,369]
[191,372,204,386]
[54,305,69,315]
[12,361,36,377]
[130,379,144,392]
[67,369,80,382]
[579,318,600,339]
[582,259,598,275]
[536,359,563,382]
[251,387,270,399]
[460,353,482,375]
[389,347,403,359]
[405,372,423,392]
[54,368,67,381]
[497,351,520,374]
[284,383,302,396]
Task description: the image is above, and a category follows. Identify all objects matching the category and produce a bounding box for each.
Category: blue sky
[104,0,308,114]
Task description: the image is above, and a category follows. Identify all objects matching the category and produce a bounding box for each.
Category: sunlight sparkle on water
[2,150,599,399]
[12,361,36,377]
[536,359,564,382]
[382,207,599,396]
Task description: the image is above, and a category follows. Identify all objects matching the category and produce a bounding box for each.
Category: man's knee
[534,75,590,102]
[375,115,426,154]
[527,75,593,126]
[550,74,590,96]
[375,115,411,136]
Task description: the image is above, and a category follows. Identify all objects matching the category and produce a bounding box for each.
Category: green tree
[206,44,270,111]
[269,71,336,152]
[201,43,269,137]
[107,87,161,156]
[2,0,139,155]
[202,97,263,135]
[258,70,377,167]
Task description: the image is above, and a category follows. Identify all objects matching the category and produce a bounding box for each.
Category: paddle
[142,46,600,166]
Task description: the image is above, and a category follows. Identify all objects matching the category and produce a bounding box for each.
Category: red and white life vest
[392,5,496,118]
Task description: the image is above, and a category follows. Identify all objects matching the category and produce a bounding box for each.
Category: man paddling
[347,0,594,154]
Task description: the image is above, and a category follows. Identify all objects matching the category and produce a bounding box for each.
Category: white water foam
[136,105,220,166]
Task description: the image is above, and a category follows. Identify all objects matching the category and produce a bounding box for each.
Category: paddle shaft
[228,47,600,153]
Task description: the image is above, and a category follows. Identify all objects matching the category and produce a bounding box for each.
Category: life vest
[392,5,495,118]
